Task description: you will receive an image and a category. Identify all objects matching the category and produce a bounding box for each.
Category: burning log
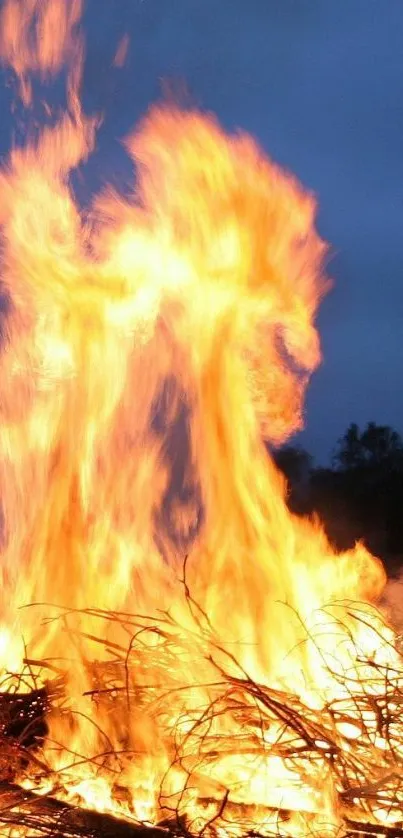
[1,781,403,838]
[345,821,403,838]
[0,782,172,838]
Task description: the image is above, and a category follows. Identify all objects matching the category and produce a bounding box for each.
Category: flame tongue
[0,1,396,835]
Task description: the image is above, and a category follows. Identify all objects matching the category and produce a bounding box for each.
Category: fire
[0,2,400,837]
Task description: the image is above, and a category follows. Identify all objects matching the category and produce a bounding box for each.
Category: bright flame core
[0,3,397,836]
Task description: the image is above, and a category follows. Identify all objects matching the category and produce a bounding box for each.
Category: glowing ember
[0,3,400,838]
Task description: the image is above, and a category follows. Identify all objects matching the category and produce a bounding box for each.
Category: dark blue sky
[1,1,403,463]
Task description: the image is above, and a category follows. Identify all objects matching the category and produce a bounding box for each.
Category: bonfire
[0,2,402,838]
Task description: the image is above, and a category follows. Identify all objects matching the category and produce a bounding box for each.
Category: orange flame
[0,1,395,835]
[0,0,84,110]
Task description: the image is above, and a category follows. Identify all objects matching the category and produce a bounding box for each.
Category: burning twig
[2,601,403,836]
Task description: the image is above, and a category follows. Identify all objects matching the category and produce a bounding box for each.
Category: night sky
[1,0,402,464]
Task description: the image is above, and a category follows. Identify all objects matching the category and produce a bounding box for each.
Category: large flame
[0,2,397,836]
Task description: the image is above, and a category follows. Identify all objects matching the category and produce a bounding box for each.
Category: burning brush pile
[0,2,403,837]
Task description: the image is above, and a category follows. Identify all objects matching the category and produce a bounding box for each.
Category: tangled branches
[1,592,403,838]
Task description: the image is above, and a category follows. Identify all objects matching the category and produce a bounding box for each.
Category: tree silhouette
[272,445,312,484]
[333,422,403,471]
[273,422,403,572]
[271,444,312,515]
